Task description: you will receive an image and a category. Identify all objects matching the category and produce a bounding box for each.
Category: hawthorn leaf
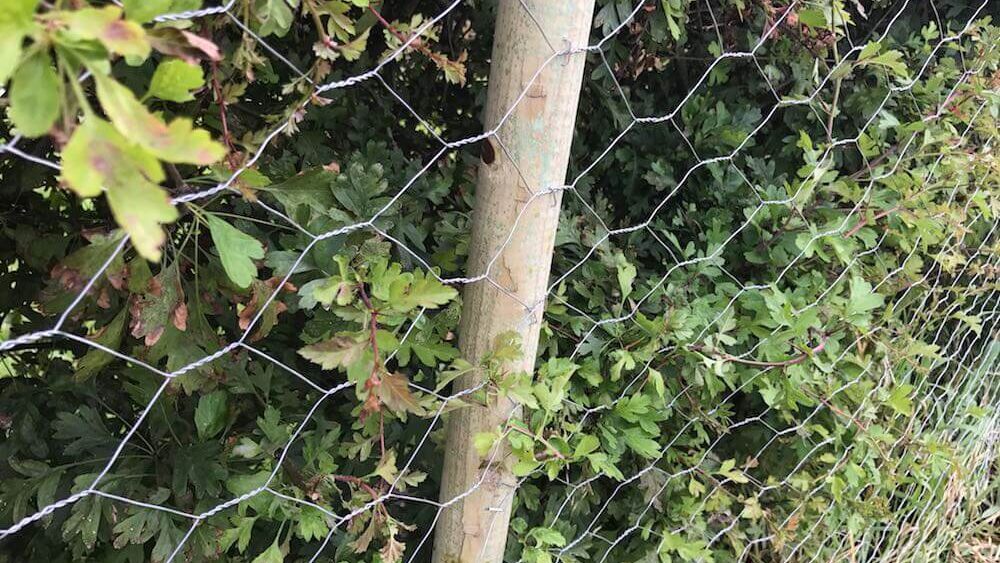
[886,384,914,416]
[129,262,186,346]
[846,277,884,326]
[574,434,600,458]
[238,278,290,341]
[379,372,426,416]
[9,51,60,138]
[204,213,264,288]
[257,0,295,37]
[530,527,566,547]
[623,427,660,459]
[61,118,178,261]
[339,30,369,61]
[388,270,458,312]
[123,0,172,23]
[647,368,665,401]
[298,336,366,370]
[261,168,337,217]
[797,8,827,27]
[112,510,158,548]
[297,507,328,542]
[251,538,284,563]
[147,59,204,102]
[94,73,225,164]
[76,309,128,382]
[615,253,636,298]
[0,0,38,85]
[147,28,223,63]
[61,6,151,60]
[473,431,499,456]
[194,391,228,440]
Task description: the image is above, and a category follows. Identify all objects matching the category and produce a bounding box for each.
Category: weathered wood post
[432,1,595,562]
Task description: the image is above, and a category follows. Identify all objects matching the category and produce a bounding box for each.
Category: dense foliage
[1,1,998,562]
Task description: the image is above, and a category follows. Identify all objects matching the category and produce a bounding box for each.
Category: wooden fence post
[432,1,595,561]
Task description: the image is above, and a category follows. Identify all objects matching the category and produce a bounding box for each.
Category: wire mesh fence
[0,1,997,562]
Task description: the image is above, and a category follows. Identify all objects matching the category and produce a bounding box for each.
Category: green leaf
[251,537,284,563]
[512,459,540,476]
[858,48,910,78]
[204,214,264,288]
[623,427,660,459]
[61,6,151,60]
[63,496,103,550]
[615,253,637,298]
[9,51,60,138]
[388,270,459,312]
[226,470,270,496]
[194,390,228,440]
[123,0,173,23]
[76,309,128,381]
[113,510,159,548]
[647,368,665,400]
[886,384,914,416]
[846,277,884,327]
[574,434,600,458]
[256,0,295,38]
[147,59,204,102]
[261,168,338,218]
[797,8,827,28]
[94,73,225,164]
[297,507,328,542]
[530,527,566,547]
[474,431,499,456]
[62,118,179,261]
[339,30,369,61]
[0,0,39,85]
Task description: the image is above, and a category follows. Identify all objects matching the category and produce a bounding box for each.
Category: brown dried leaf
[379,534,405,563]
[129,263,185,346]
[237,278,291,342]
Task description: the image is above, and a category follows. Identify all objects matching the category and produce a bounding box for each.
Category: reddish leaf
[378,372,426,416]
[147,28,222,63]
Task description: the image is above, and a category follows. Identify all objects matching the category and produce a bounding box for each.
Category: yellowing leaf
[0,0,39,85]
[339,30,369,62]
[203,214,264,288]
[9,51,60,138]
[60,6,151,60]
[94,73,225,165]
[298,336,366,370]
[62,119,178,261]
[473,431,499,456]
[147,59,204,102]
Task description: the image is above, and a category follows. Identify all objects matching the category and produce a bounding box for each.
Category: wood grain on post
[431,1,595,562]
